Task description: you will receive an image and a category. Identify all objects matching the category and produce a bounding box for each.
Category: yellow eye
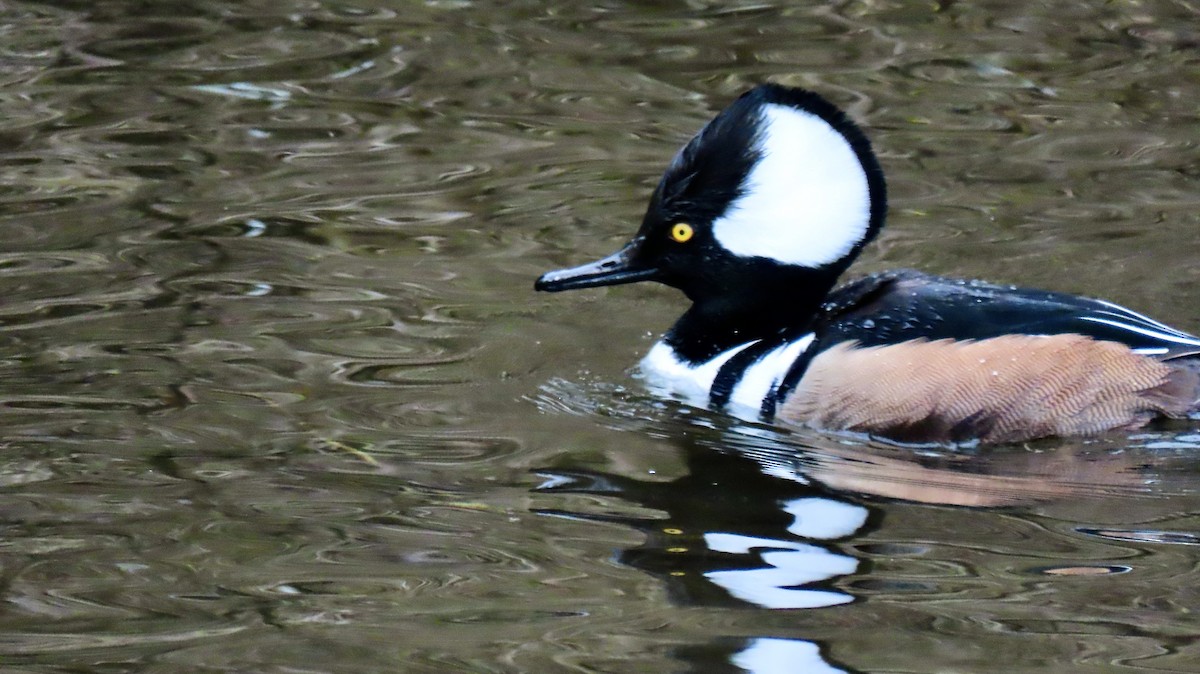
[670,223,694,243]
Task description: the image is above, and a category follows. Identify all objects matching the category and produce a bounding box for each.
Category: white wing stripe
[1091,311,1197,339]
[1093,300,1198,336]
[1078,316,1200,347]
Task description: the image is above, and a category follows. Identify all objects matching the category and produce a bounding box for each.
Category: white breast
[637,334,816,420]
[638,340,756,406]
[727,334,816,418]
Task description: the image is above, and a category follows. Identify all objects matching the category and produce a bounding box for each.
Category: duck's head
[536,84,886,357]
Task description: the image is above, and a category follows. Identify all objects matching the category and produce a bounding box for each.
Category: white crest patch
[712,104,871,267]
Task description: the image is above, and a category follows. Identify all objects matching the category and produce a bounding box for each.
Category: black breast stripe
[762,337,825,420]
[708,340,782,410]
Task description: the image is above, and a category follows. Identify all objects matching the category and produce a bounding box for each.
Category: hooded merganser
[535,84,1200,444]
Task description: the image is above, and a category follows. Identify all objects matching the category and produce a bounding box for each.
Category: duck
[534,83,1200,444]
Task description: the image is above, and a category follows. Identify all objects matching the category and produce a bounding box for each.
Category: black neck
[664,264,843,363]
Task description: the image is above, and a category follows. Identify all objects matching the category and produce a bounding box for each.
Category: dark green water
[1,1,1198,672]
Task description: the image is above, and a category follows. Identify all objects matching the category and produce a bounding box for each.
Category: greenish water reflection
[0,1,1197,672]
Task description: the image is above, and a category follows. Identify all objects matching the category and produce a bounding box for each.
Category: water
[0,1,1198,672]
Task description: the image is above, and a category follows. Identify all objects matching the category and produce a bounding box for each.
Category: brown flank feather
[779,334,1200,444]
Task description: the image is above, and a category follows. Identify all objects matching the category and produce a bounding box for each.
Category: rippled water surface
[1,1,1198,672]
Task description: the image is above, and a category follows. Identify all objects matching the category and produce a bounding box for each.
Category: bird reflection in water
[534,425,1182,673]
[535,442,873,611]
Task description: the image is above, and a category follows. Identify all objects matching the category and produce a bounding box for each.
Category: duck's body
[536,84,1200,444]
[638,268,1200,443]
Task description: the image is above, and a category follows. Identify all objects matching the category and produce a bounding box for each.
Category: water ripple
[0,1,1197,673]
